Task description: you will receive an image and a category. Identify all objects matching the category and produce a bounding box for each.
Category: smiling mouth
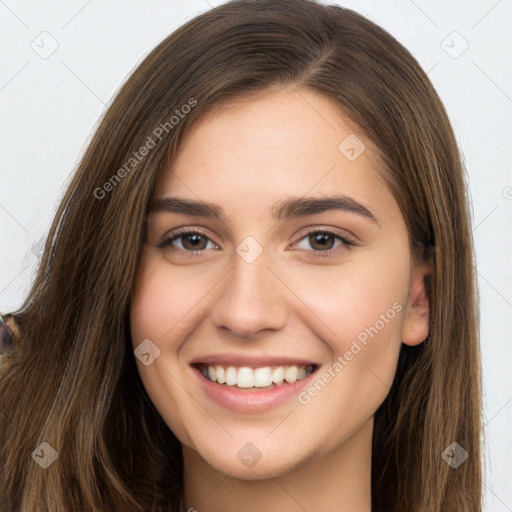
[192,363,317,390]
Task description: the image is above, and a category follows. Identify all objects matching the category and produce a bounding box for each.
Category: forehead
[155,88,398,225]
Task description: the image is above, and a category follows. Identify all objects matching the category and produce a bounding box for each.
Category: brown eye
[157,229,219,252]
[180,233,208,250]
[291,229,356,257]
[308,232,336,251]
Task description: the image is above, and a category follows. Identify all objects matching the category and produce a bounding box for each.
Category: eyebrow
[149,195,380,225]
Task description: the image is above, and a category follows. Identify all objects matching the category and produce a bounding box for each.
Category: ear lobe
[401,264,432,347]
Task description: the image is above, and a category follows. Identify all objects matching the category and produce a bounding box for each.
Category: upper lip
[190,353,319,368]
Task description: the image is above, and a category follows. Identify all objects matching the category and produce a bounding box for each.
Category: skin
[130,87,431,512]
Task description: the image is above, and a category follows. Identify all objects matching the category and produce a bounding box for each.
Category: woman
[0,0,482,510]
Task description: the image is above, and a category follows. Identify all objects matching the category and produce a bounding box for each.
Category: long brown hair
[0,1,482,510]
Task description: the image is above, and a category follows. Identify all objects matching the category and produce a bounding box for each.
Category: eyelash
[157,227,356,258]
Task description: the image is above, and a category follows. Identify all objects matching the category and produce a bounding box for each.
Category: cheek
[130,257,210,346]
[295,246,409,417]
[129,262,202,446]
[301,247,409,348]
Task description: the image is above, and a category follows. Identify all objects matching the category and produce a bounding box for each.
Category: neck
[182,417,373,512]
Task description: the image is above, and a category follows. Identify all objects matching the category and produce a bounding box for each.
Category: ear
[401,261,432,347]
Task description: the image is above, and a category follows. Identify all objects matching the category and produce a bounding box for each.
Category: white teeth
[225,366,237,386]
[237,367,254,388]
[284,366,297,383]
[215,365,225,384]
[200,363,315,388]
[254,367,273,387]
[272,366,284,385]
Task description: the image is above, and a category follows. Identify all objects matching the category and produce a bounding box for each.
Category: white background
[1,1,511,509]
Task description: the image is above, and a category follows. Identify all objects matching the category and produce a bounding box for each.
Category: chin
[184,433,318,481]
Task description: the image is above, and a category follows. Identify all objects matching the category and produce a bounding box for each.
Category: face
[130,88,430,479]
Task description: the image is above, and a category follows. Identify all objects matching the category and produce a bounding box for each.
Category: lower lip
[191,366,317,414]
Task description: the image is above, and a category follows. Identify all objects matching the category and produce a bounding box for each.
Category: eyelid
[291,225,356,245]
[289,228,356,257]
[156,227,220,250]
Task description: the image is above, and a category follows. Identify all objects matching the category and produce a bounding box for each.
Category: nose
[210,248,288,339]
